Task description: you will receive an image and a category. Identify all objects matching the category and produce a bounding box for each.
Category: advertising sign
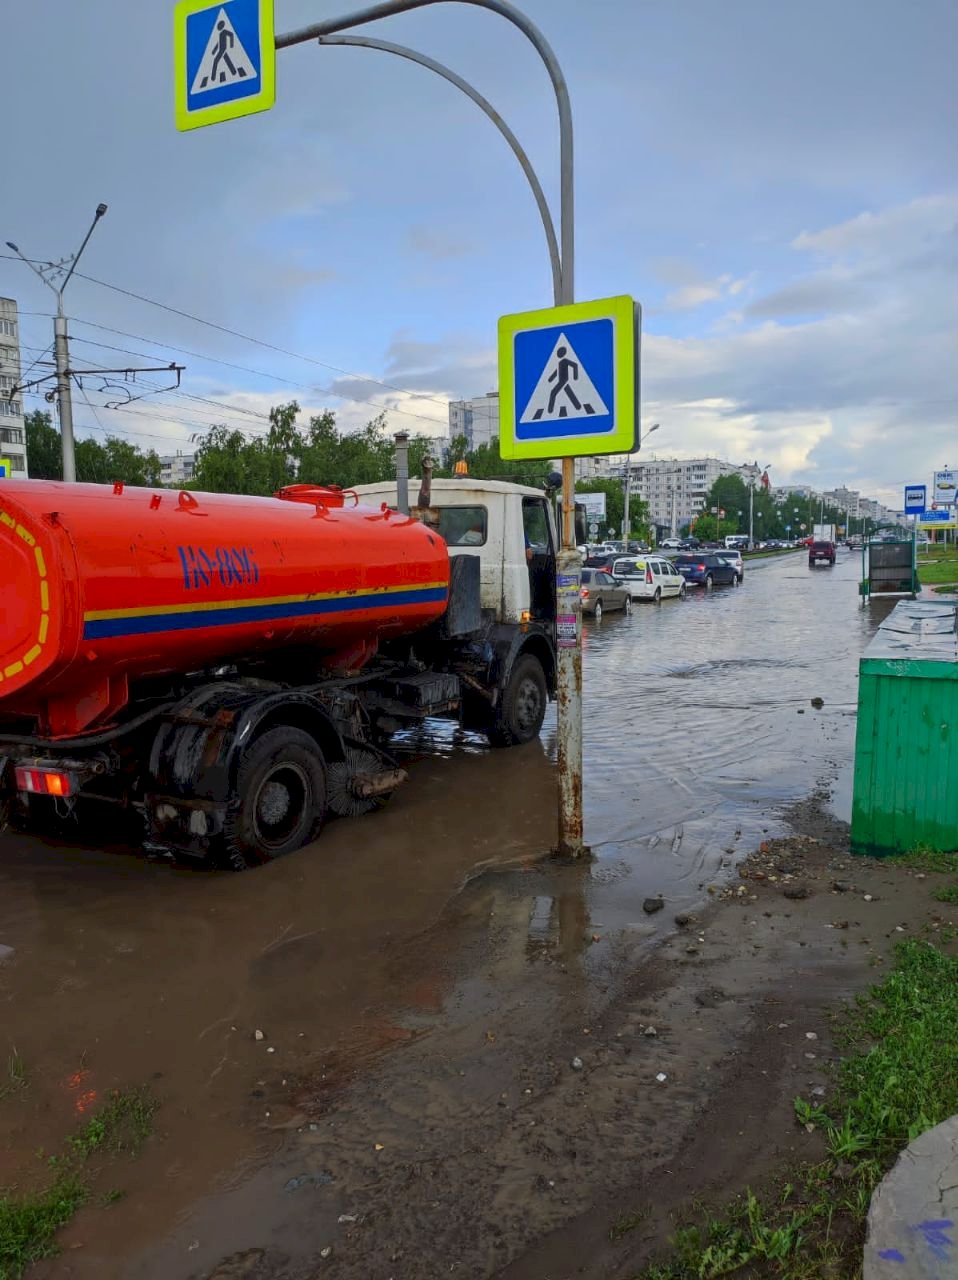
[576,491,606,520]
[933,470,957,505]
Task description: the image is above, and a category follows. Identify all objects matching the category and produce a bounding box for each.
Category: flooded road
[0,547,898,1277]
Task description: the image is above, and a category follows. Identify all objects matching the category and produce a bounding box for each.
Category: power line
[70,268,455,411]
[4,252,455,430]
[65,321,451,430]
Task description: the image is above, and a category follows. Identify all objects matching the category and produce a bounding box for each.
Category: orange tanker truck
[0,473,559,867]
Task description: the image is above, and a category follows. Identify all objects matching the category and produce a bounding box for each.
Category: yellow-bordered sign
[498,295,639,460]
[174,0,275,132]
[0,458,11,479]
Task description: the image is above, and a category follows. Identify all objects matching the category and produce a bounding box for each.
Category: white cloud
[792,195,958,259]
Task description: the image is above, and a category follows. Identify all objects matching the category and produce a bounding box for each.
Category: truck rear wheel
[488,654,547,748]
[224,727,327,866]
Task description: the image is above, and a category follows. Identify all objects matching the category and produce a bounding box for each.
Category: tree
[24,411,64,480]
[24,409,163,485]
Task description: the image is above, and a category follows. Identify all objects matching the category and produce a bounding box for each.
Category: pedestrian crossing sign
[498,295,640,460]
[174,0,275,132]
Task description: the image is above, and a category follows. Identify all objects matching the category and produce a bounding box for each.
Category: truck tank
[0,481,449,737]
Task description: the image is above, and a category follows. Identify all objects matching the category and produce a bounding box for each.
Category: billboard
[933,470,957,505]
[576,491,607,520]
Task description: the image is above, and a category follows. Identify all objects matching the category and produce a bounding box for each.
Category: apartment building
[0,298,28,476]
[448,391,500,451]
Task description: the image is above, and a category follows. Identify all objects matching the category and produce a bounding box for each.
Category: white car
[611,555,686,602]
[659,538,684,551]
[714,549,744,582]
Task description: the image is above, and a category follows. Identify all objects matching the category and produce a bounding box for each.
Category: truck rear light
[14,767,76,797]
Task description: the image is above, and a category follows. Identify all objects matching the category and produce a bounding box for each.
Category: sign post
[500,296,639,855]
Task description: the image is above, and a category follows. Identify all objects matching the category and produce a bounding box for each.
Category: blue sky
[3,0,956,504]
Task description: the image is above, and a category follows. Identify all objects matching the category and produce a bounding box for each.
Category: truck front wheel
[224,727,327,866]
[488,654,547,748]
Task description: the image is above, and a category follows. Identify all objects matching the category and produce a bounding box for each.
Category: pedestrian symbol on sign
[520,332,609,424]
[191,8,256,92]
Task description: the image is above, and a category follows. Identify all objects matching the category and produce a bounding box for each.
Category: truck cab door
[522,497,556,622]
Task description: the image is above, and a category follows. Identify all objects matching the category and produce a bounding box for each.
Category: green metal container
[851,599,958,856]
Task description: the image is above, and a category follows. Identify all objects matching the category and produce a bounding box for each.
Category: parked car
[672,553,739,589]
[713,548,744,582]
[659,538,684,551]
[808,540,836,566]
[611,555,686,602]
[580,569,632,619]
[584,552,619,571]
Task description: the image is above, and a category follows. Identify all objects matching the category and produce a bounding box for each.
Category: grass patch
[931,583,958,594]
[635,939,958,1278]
[916,555,958,585]
[933,883,958,904]
[888,842,958,873]
[0,1052,27,1104]
[0,1177,86,1280]
[0,1086,156,1279]
[68,1087,156,1160]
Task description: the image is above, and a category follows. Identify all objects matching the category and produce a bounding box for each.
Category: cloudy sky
[4,0,955,504]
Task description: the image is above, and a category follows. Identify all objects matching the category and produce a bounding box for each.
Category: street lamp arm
[277,0,573,303]
[60,206,107,299]
[318,32,561,301]
[6,244,59,297]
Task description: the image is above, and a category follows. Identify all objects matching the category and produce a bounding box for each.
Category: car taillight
[580,588,589,599]
[646,567,653,584]
[698,563,706,571]
[14,767,76,797]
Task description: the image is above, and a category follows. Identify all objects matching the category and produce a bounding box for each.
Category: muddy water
[0,548,895,1276]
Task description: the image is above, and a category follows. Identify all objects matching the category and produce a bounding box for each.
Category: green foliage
[23,412,64,480]
[934,883,958,903]
[189,402,555,497]
[0,1177,86,1280]
[68,1088,156,1159]
[0,1086,156,1278]
[888,843,958,873]
[636,940,958,1279]
[25,410,162,486]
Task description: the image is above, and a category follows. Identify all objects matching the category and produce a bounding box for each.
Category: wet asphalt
[0,545,898,1277]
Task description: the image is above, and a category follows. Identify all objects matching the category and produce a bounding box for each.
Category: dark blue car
[672,553,739,589]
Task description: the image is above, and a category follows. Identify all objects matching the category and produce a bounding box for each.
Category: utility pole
[7,203,108,482]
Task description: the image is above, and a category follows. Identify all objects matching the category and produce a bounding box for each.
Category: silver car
[580,569,632,620]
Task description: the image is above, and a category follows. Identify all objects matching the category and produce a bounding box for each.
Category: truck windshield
[438,506,487,546]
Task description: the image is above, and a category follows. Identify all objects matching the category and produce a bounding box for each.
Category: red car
[808,540,836,566]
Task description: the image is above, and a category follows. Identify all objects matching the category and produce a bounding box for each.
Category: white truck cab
[352,478,558,626]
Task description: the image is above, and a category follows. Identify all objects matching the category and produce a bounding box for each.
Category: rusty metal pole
[555,457,584,856]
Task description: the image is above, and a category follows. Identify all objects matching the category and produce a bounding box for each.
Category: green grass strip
[635,940,958,1279]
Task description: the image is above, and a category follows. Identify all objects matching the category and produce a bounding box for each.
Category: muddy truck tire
[488,654,548,748]
[222,727,327,868]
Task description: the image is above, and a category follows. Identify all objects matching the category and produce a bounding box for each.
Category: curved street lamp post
[272,0,584,853]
